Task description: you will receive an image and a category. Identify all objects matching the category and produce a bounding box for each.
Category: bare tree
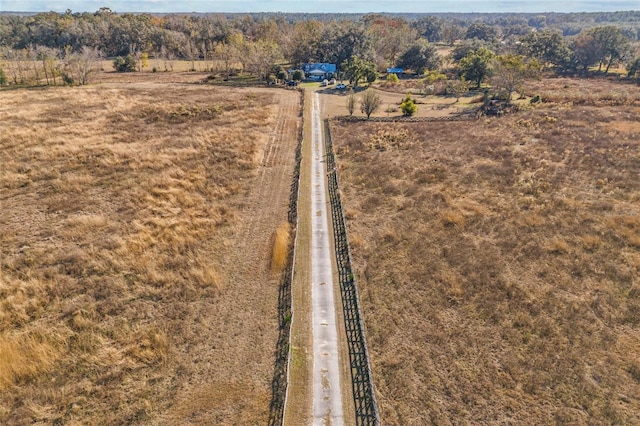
[36,46,61,85]
[27,45,41,84]
[64,46,101,85]
[2,48,30,85]
[346,89,357,116]
[447,77,470,102]
[360,88,382,119]
[491,54,539,103]
[214,42,235,78]
[246,40,282,81]
[183,39,198,72]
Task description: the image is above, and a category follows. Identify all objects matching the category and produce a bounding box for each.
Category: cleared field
[0,80,300,424]
[330,80,640,424]
[318,85,471,120]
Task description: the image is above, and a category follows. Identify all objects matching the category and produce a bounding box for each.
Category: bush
[387,73,399,84]
[277,69,288,81]
[113,55,136,72]
[61,72,74,85]
[400,94,418,116]
[292,69,304,81]
[0,68,7,85]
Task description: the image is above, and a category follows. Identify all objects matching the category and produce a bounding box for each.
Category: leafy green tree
[414,16,443,42]
[451,38,491,61]
[341,55,376,87]
[518,29,570,68]
[397,39,440,74]
[400,94,417,116]
[113,54,136,72]
[588,26,632,73]
[465,22,499,43]
[458,47,495,88]
[365,67,378,84]
[276,68,288,82]
[317,22,375,66]
[442,22,465,46]
[292,69,304,81]
[568,33,601,75]
[360,88,382,119]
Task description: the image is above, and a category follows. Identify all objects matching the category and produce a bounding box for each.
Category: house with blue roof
[301,63,337,81]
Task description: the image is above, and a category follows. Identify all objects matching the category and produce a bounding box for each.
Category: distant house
[301,63,337,81]
[386,67,404,74]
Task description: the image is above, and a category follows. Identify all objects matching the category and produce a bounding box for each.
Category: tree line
[0,9,639,86]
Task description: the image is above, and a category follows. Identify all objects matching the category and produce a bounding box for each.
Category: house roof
[302,63,337,73]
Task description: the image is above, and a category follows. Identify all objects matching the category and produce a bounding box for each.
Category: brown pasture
[0,77,301,424]
[329,78,640,424]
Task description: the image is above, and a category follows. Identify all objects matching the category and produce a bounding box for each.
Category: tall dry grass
[270,223,292,274]
[0,80,297,424]
[0,332,59,390]
[331,81,640,424]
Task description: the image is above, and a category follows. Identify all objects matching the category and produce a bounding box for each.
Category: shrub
[387,73,399,84]
[277,69,288,81]
[400,94,418,116]
[292,69,304,81]
[61,72,74,85]
[113,55,137,72]
[0,68,7,85]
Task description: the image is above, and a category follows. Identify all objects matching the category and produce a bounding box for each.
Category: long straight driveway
[310,92,344,425]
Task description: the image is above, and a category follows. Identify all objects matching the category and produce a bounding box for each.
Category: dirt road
[310,92,344,425]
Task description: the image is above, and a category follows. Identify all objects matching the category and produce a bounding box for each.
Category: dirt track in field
[159,88,302,424]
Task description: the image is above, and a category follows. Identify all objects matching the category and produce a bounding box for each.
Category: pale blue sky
[1,0,639,13]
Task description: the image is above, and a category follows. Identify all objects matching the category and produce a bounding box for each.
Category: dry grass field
[0,77,300,424]
[330,78,640,424]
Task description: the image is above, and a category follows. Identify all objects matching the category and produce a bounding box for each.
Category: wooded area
[1,9,639,86]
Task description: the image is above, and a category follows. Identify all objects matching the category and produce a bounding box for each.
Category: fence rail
[324,119,380,426]
[267,89,305,426]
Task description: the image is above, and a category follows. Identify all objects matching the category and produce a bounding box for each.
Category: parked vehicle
[336,83,346,89]
[320,79,329,86]
[329,78,336,85]
[287,80,298,87]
